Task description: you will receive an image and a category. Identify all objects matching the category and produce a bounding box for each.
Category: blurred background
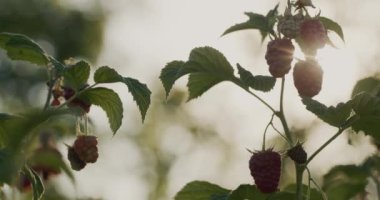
[0,0,379,199]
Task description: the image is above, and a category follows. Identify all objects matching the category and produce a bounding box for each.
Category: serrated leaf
[122,77,151,121]
[237,65,276,92]
[227,184,268,200]
[94,66,123,83]
[159,61,185,97]
[351,77,380,98]
[302,98,352,127]
[222,13,267,36]
[23,166,44,200]
[183,47,235,100]
[79,87,123,134]
[175,181,230,200]
[319,17,344,42]
[63,60,91,91]
[322,165,368,200]
[0,32,49,66]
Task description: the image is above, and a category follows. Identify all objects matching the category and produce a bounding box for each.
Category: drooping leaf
[183,47,235,100]
[237,65,276,92]
[175,181,230,200]
[302,98,352,127]
[351,93,380,140]
[0,32,49,65]
[319,17,344,42]
[227,184,268,200]
[159,61,186,97]
[63,60,91,91]
[23,166,44,200]
[351,77,380,98]
[79,87,123,134]
[322,165,368,200]
[122,77,151,121]
[94,66,123,83]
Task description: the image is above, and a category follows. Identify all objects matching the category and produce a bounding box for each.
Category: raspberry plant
[0,32,151,199]
[160,0,380,199]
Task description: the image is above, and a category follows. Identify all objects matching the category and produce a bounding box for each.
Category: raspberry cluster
[67,135,99,171]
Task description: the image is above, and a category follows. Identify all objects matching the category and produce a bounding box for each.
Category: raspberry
[63,87,91,113]
[73,135,99,163]
[293,59,323,97]
[30,146,62,180]
[298,19,327,55]
[277,14,304,39]
[265,38,295,78]
[67,146,87,171]
[249,149,281,193]
[17,173,32,192]
[287,144,307,164]
[51,98,61,106]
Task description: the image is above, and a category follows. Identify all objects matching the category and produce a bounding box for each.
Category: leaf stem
[43,65,56,111]
[306,115,359,165]
[262,113,275,150]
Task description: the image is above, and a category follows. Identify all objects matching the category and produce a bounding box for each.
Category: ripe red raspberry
[63,87,91,113]
[51,98,61,106]
[67,146,87,171]
[73,135,99,163]
[298,19,327,55]
[287,144,307,164]
[249,149,281,193]
[293,59,323,97]
[265,38,295,78]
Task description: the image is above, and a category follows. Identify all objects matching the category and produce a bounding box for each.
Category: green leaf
[159,61,186,97]
[319,17,344,42]
[175,181,230,200]
[302,98,352,127]
[351,77,380,98]
[227,184,268,200]
[322,165,368,200]
[23,166,44,200]
[350,93,380,140]
[0,148,20,184]
[183,47,235,100]
[0,32,48,65]
[282,184,324,200]
[237,65,276,92]
[94,66,123,83]
[79,87,123,134]
[63,60,91,90]
[122,77,151,121]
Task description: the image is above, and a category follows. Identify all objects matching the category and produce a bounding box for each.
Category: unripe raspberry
[249,149,281,193]
[293,59,323,97]
[277,15,304,39]
[67,146,86,171]
[73,135,99,163]
[265,38,295,78]
[298,19,327,55]
[287,144,307,164]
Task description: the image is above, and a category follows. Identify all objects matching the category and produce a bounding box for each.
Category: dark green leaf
[322,165,368,200]
[183,47,234,100]
[302,98,352,127]
[237,65,276,92]
[351,93,380,139]
[222,13,267,36]
[351,77,380,98]
[175,181,230,200]
[23,166,44,200]
[319,17,344,42]
[122,77,151,121]
[94,66,123,83]
[79,87,123,134]
[159,61,186,97]
[282,184,324,200]
[63,60,91,90]
[227,184,268,200]
[0,148,20,184]
[0,32,48,65]
[266,4,279,36]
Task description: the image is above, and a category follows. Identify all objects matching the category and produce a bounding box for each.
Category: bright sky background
[52,0,379,199]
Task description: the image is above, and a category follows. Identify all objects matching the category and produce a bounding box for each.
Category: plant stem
[56,83,98,110]
[276,77,293,145]
[306,115,359,165]
[43,66,56,111]
[296,164,305,200]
